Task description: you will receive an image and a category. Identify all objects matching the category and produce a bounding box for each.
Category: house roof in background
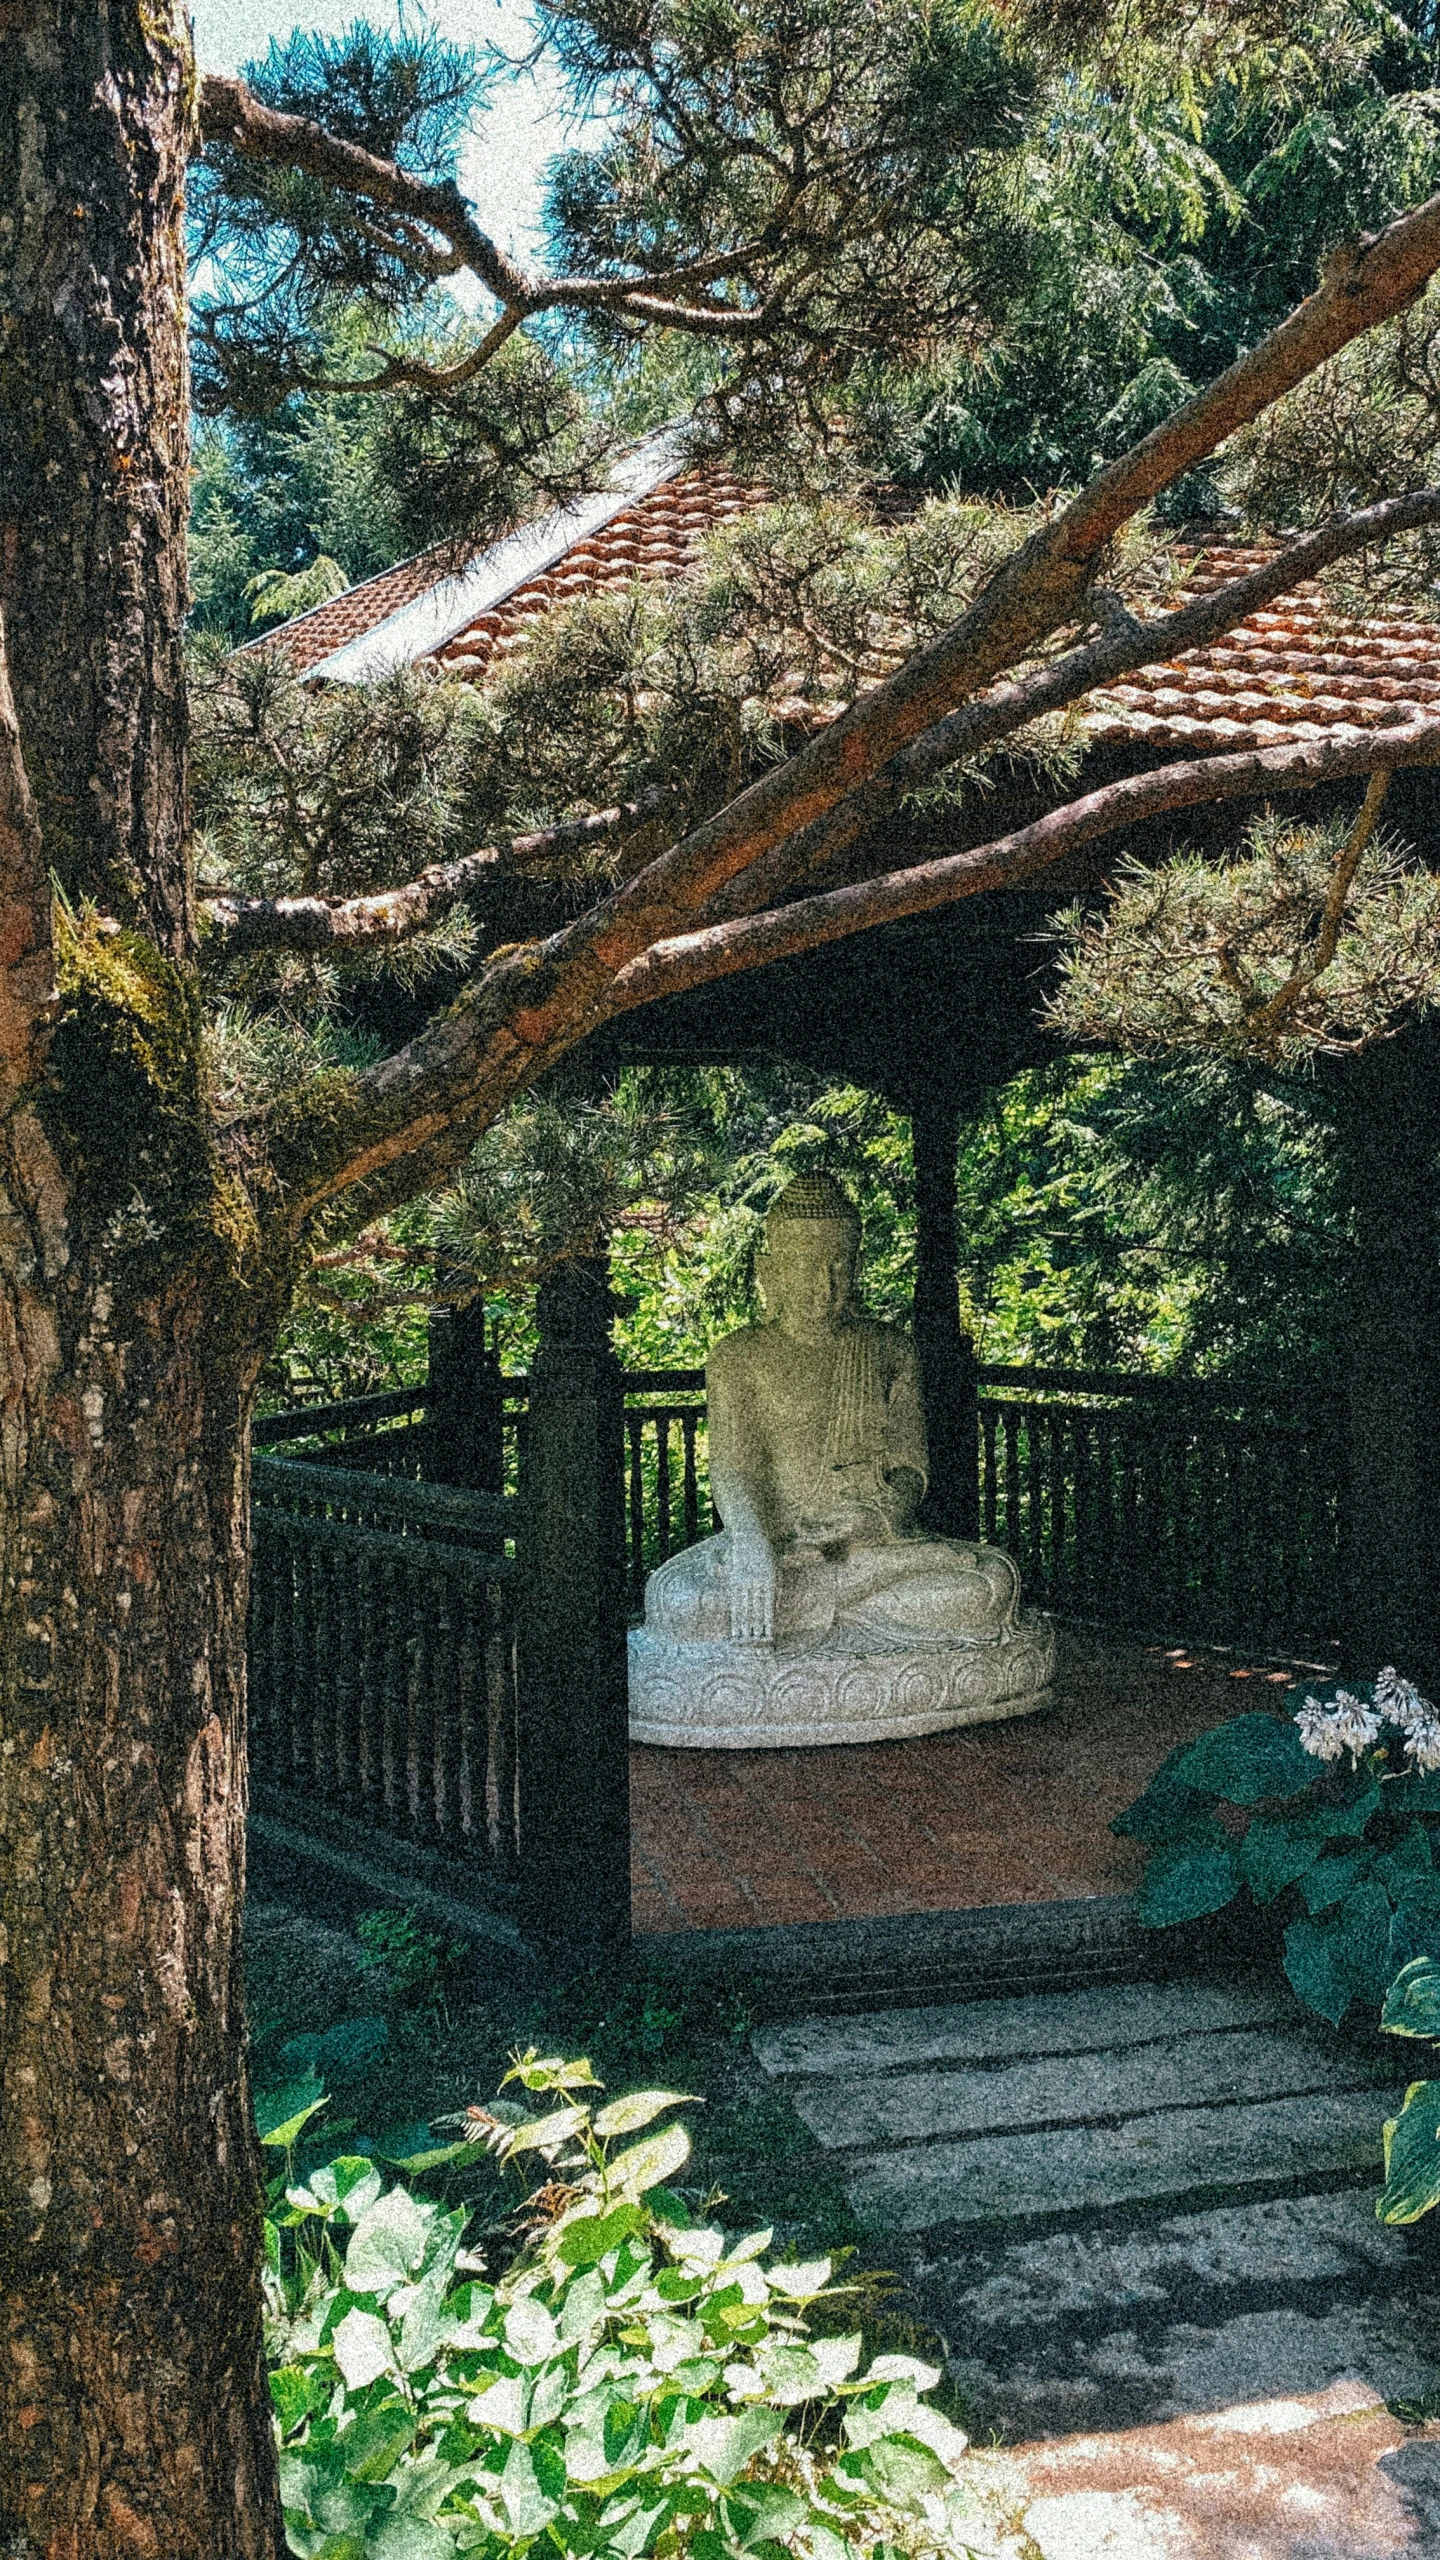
[1086,546,1440,751]
[260,462,1440,754]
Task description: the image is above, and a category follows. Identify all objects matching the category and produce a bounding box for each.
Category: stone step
[785,2023,1392,2151]
[845,2083,1400,2231]
[749,1972,1440,2449]
[752,1973,1303,2080]
[913,2187,1434,2441]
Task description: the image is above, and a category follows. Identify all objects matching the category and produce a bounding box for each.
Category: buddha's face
[757,1224,858,1339]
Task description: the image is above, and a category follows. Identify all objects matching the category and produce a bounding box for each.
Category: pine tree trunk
[1,10,286,2547]
[0,1121,282,2554]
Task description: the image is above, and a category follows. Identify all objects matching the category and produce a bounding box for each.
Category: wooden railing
[974,1367,1344,1657]
[255,1357,1346,1655]
[248,1455,520,1884]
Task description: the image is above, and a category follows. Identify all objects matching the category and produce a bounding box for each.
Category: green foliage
[862,1,1440,499]
[258,2054,980,2560]
[248,553,352,630]
[1374,1957,1440,2223]
[1047,814,1440,1067]
[1115,1674,1440,2024]
[356,1910,473,2033]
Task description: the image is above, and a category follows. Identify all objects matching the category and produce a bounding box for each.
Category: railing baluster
[627,1415,646,1609]
[682,1412,700,1549]
[655,1416,672,1563]
[981,1403,998,1544]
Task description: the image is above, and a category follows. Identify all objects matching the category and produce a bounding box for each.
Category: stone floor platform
[631,1626,1306,1932]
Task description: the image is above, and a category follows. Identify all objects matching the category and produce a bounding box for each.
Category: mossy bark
[0,11,284,2551]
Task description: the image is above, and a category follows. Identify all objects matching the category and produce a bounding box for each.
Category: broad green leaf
[497,2438,561,2537]
[344,2190,434,2294]
[270,2362,327,2437]
[288,2157,383,2225]
[1337,1877,1395,2004]
[840,2432,952,2504]
[1175,1713,1314,1804]
[1239,1814,1329,1905]
[736,2345,825,2405]
[379,2137,490,2174]
[255,2076,329,2149]
[556,2204,646,2267]
[1112,1753,1216,1843]
[398,2272,449,2375]
[1383,1954,1440,2040]
[336,2396,416,2483]
[593,2090,696,2139]
[331,2307,395,2391]
[682,2406,783,2485]
[1283,1915,1353,2025]
[599,2496,672,2558]
[810,2333,864,2389]
[1135,1835,1238,1928]
[1387,1907,1440,1983]
[1378,2077,1440,2224]
[764,2257,832,2299]
[606,2119,693,2200]
[504,2296,559,2366]
[865,2352,942,2391]
[368,2519,457,2560]
[1301,1850,1375,1915]
[501,2104,590,2160]
[465,2371,530,2437]
[504,2053,603,2093]
[723,2486,809,2549]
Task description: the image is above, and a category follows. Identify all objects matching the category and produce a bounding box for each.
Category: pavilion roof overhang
[257,462,1440,1092]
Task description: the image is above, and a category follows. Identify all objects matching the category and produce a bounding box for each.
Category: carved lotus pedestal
[628,1607,1056,1749]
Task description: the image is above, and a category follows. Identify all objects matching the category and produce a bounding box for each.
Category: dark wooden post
[1335,1035,1440,1685]
[426,1297,504,1491]
[912,1092,980,1538]
[517,1258,632,1968]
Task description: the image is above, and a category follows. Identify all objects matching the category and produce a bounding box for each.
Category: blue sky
[188,0,574,265]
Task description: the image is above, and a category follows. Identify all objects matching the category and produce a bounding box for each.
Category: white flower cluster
[1374,1666,1440,1773]
[1294,1669,1440,1772]
[1293,1688,1382,1763]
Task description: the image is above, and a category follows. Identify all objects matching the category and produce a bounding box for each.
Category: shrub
[257,2053,983,2560]
[1114,1668,1440,2025]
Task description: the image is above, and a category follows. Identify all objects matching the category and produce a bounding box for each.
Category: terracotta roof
[427,459,761,680]
[260,549,462,676]
[1085,546,1440,751]
[260,456,1440,753]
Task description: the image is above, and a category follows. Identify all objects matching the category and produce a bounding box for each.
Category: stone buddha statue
[628,1174,1055,1749]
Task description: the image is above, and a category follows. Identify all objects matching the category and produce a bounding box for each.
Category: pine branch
[251,190,1440,1221]
[196,73,772,341]
[200,789,679,956]
[609,721,1440,1011]
[703,484,1440,923]
[0,615,55,1101]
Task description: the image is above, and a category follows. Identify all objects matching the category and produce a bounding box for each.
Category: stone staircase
[753,1972,1440,2554]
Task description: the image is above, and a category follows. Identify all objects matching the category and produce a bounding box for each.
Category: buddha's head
[756,1175,861,1339]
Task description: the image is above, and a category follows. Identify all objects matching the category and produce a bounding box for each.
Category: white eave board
[304,427,689,686]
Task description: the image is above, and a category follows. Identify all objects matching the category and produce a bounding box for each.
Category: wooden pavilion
[262,438,1440,1690]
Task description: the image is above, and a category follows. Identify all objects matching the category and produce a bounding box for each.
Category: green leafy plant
[356,1909,471,2031]
[257,2053,980,2560]
[1115,1668,1440,2025]
[1377,1955,1440,2225]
